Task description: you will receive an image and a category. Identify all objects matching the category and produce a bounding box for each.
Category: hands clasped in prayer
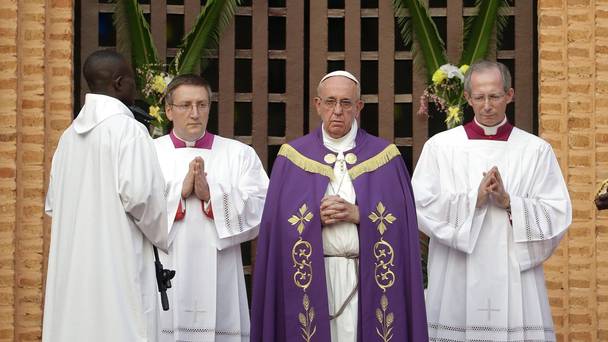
[320,195,360,226]
[476,166,510,209]
[181,156,210,202]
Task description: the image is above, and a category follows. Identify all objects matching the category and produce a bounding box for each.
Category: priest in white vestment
[43,50,168,342]
[412,60,572,341]
[154,74,268,342]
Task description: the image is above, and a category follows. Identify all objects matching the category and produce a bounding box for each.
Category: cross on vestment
[185,300,207,324]
[477,298,500,321]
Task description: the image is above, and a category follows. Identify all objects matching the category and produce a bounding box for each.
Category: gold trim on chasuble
[279,143,400,181]
[278,144,334,179]
[348,145,400,180]
[288,203,317,341]
[369,202,397,342]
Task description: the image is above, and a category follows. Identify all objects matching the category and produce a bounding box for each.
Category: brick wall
[0,1,73,341]
[0,1,604,341]
[539,0,605,341]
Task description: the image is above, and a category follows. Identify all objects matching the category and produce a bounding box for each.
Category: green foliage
[393,0,447,82]
[460,0,509,66]
[114,0,160,91]
[113,0,241,133]
[171,0,240,75]
[393,0,509,129]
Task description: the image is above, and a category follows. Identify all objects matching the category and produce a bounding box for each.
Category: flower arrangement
[394,0,508,130]
[418,63,469,129]
[137,64,174,130]
[114,0,240,134]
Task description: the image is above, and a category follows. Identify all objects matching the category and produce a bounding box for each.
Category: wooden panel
[252,0,268,167]
[218,19,235,138]
[515,0,534,133]
[80,0,98,104]
[344,1,361,79]
[151,0,167,61]
[309,1,327,132]
[184,0,201,33]
[412,0,429,167]
[378,0,395,141]
[73,1,541,335]
[447,0,463,61]
[286,0,304,141]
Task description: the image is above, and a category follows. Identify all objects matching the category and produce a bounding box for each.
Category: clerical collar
[464,117,513,141]
[322,120,357,153]
[475,117,507,135]
[169,130,214,149]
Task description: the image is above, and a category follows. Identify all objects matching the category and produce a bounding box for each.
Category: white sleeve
[45,166,55,216]
[208,145,269,250]
[118,134,169,251]
[412,142,488,254]
[510,144,572,271]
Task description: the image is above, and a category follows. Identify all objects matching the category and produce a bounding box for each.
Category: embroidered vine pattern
[289,203,316,341]
[369,202,396,342]
[292,237,313,290]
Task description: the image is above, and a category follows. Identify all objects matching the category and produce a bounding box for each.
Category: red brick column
[0,1,73,341]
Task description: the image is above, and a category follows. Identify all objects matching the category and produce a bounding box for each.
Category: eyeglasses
[469,93,505,105]
[319,97,355,110]
[169,102,210,113]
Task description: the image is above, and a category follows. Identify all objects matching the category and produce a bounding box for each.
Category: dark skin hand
[181,156,210,202]
[320,195,360,226]
[477,166,510,209]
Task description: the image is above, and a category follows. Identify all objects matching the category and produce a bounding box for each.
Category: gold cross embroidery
[288,203,314,235]
[368,202,396,235]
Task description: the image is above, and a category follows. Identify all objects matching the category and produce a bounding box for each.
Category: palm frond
[459,0,508,66]
[393,0,447,82]
[394,7,425,80]
[113,0,160,87]
[493,2,511,51]
[171,0,240,75]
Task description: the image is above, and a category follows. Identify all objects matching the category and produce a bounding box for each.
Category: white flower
[440,63,464,82]
[163,74,174,87]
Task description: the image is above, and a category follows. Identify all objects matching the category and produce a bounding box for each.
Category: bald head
[83,50,136,106]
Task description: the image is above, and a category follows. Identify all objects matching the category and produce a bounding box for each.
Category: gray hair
[463,60,512,94]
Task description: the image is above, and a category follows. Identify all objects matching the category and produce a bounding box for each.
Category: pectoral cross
[185,300,207,323]
[477,298,500,321]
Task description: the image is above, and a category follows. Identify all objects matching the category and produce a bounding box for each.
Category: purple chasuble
[464,120,513,141]
[250,127,428,342]
[169,130,214,149]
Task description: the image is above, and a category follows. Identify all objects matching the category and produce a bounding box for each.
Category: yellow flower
[432,68,447,85]
[151,75,167,94]
[149,105,162,122]
[459,64,469,75]
[447,106,461,122]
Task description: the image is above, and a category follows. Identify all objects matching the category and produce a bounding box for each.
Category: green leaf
[113,0,160,89]
[393,0,447,81]
[171,0,241,75]
[459,0,509,66]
